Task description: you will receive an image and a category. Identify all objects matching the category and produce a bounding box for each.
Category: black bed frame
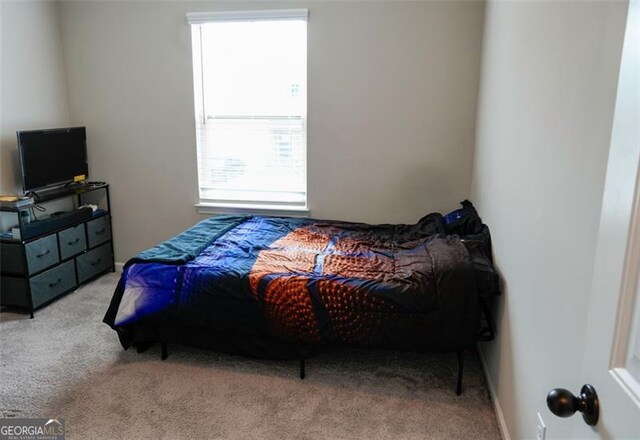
[139,296,496,396]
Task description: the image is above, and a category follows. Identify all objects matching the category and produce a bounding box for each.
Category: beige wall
[58,1,484,262]
[0,0,70,195]
[471,1,628,439]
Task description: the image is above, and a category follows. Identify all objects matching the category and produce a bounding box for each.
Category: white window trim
[195,202,310,218]
[188,8,309,216]
[186,9,308,24]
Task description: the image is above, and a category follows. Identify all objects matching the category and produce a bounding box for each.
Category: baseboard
[477,344,512,440]
[114,262,125,272]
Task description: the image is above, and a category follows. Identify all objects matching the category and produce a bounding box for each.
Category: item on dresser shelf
[11,227,21,240]
[79,204,98,212]
[86,181,106,186]
[0,196,34,208]
[20,210,30,225]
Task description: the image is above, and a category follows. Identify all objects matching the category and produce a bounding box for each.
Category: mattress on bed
[104,203,498,355]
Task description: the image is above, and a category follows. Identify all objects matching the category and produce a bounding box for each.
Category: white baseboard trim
[477,344,512,440]
[114,262,125,272]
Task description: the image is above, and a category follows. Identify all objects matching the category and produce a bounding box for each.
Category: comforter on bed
[104,201,498,357]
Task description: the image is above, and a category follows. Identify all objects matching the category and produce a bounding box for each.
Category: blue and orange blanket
[104,202,498,357]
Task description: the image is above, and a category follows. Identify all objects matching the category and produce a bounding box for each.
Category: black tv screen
[18,127,88,192]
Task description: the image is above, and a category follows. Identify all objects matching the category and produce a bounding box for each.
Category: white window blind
[188,10,308,209]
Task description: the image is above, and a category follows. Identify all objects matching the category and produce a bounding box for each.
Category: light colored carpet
[0,272,500,440]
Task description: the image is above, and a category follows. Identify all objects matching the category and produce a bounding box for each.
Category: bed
[104,201,499,394]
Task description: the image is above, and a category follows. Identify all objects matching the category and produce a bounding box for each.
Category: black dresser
[0,183,114,317]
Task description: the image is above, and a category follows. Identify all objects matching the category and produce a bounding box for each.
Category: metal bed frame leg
[456,350,464,395]
[299,358,306,380]
[161,342,168,361]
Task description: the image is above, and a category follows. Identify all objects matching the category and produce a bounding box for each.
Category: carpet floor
[0,272,500,440]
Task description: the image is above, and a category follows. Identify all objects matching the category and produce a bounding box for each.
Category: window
[188,10,308,212]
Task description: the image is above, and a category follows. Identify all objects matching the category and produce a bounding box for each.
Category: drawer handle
[67,238,80,245]
[90,257,102,266]
[48,278,62,288]
[95,228,106,235]
[36,249,50,258]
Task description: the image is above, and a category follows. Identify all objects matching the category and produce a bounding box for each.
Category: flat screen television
[17,127,88,192]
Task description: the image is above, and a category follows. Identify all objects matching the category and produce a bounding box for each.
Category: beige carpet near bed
[0,272,500,440]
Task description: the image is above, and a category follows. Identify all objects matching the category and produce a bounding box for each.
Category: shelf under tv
[28,182,108,204]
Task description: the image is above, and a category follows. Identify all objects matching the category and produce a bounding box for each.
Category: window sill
[195,202,310,218]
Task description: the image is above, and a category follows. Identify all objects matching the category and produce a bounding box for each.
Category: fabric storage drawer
[25,235,59,275]
[77,243,112,283]
[30,260,76,308]
[86,215,111,248]
[58,225,87,260]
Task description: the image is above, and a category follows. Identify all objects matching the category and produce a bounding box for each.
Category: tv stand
[0,183,114,318]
